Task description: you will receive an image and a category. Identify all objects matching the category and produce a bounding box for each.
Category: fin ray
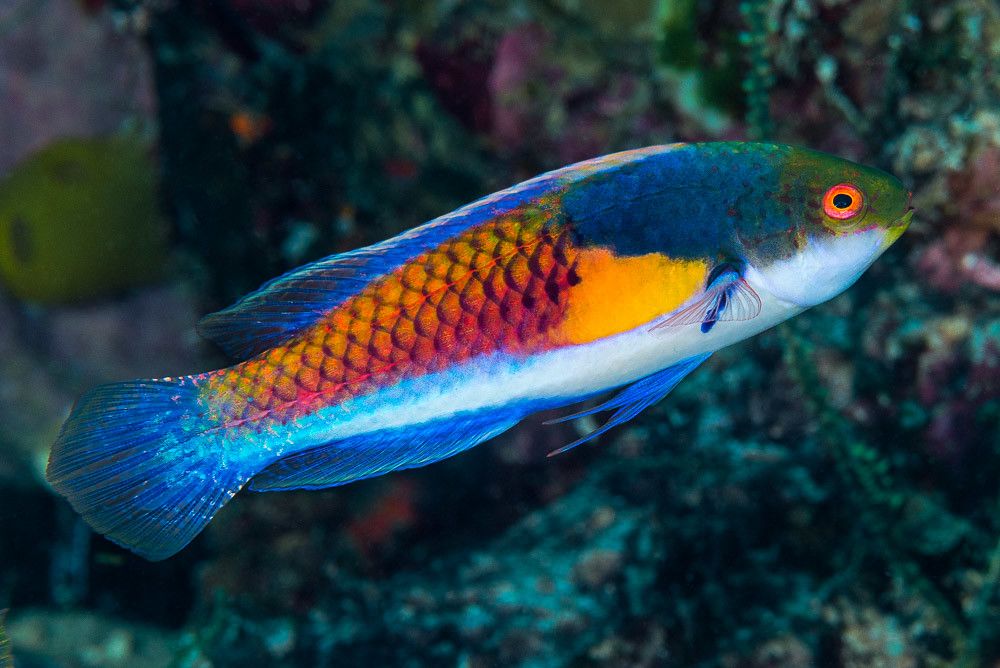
[46,378,258,561]
[548,353,711,456]
[198,177,562,360]
[651,268,761,332]
[249,408,525,492]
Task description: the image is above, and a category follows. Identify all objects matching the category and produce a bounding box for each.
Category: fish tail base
[46,376,254,561]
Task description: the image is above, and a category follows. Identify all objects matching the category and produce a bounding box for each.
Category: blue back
[560,143,794,262]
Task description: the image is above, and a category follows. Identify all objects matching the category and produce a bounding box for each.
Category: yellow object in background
[0,136,168,303]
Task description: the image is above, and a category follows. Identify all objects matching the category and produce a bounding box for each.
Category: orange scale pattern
[204,208,579,430]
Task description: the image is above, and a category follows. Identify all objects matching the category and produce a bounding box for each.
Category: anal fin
[248,408,525,492]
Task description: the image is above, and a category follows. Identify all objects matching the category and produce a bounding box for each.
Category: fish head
[741,146,912,308]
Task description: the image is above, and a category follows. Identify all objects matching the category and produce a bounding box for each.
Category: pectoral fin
[651,265,761,333]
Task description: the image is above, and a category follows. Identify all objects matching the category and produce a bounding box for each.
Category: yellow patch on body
[560,248,708,345]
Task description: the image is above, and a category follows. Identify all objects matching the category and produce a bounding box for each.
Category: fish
[45,142,913,560]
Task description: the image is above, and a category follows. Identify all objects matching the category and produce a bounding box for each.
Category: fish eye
[823,183,865,220]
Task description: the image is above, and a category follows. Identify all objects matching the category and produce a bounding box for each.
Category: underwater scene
[1,0,999,666]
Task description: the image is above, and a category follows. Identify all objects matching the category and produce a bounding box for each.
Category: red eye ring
[823,183,865,220]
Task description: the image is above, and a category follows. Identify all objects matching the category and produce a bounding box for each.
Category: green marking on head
[779,146,912,243]
[743,145,912,307]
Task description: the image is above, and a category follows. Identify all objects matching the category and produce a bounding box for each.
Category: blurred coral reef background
[0,0,998,666]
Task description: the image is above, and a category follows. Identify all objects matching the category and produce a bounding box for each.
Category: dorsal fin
[197,145,683,360]
[197,178,558,360]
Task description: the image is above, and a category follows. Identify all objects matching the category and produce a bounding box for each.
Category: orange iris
[822,183,865,220]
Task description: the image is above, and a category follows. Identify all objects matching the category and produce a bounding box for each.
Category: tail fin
[46,377,253,561]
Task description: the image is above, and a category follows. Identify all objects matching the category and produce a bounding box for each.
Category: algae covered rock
[0,136,167,303]
[5,608,178,668]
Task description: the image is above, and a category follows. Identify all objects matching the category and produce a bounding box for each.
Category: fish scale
[204,206,577,429]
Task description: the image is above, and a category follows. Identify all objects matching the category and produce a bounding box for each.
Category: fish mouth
[882,207,913,247]
[893,207,915,229]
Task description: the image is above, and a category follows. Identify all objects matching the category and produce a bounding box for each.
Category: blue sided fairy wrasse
[46,142,913,560]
